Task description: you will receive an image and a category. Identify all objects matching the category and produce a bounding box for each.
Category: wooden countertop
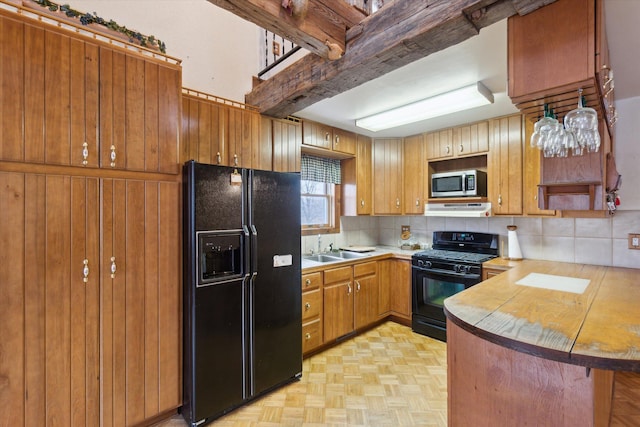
[444,259,640,372]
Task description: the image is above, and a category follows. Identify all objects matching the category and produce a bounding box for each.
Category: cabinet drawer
[301,272,322,291]
[324,266,352,284]
[302,319,322,354]
[354,261,377,278]
[302,288,322,321]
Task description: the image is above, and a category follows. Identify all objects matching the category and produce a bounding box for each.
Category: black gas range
[411,231,499,341]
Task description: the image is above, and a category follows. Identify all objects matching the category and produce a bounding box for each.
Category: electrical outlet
[628,233,640,250]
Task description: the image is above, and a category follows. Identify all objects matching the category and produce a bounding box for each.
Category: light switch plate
[628,233,640,250]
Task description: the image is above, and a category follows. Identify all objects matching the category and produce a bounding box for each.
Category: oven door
[411,265,480,340]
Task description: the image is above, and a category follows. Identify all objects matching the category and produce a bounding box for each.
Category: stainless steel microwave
[431,170,487,198]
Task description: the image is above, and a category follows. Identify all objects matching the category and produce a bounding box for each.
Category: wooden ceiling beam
[207,0,365,61]
[243,0,557,117]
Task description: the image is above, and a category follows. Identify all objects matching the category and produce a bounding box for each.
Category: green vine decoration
[30,0,166,53]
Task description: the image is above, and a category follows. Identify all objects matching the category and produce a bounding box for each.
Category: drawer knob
[305,333,311,340]
[305,302,311,310]
[305,278,311,286]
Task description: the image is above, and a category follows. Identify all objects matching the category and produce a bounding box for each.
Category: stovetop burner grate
[413,249,497,264]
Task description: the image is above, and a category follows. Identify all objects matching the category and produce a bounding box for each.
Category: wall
[613,97,640,210]
[65,0,259,102]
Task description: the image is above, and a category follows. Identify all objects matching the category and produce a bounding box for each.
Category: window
[300,155,340,235]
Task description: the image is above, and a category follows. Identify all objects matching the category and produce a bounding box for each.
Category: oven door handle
[413,266,480,280]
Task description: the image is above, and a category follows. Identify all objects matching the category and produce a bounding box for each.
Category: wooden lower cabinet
[379,259,412,322]
[0,171,181,426]
[354,261,379,329]
[301,272,323,354]
[323,266,355,342]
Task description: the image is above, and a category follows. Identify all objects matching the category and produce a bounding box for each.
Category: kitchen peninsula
[444,260,640,426]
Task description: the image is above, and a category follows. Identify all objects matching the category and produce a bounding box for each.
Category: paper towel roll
[507,225,523,260]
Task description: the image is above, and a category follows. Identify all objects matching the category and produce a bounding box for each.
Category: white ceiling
[294,0,639,138]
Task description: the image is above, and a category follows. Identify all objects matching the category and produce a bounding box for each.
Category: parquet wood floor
[157,322,448,427]
[156,321,640,427]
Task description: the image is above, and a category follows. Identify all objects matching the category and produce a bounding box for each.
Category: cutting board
[339,246,376,253]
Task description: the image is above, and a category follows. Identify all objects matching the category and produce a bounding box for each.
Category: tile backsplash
[302,211,640,269]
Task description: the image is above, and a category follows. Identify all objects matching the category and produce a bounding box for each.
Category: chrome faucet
[318,234,322,254]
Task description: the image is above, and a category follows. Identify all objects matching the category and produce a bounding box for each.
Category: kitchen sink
[333,251,369,259]
[303,254,342,263]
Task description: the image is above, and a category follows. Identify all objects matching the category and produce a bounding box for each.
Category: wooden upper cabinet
[227,106,264,169]
[453,122,489,157]
[0,14,181,174]
[332,128,356,155]
[488,115,523,215]
[372,138,403,215]
[342,134,372,216]
[181,93,226,165]
[508,0,612,134]
[403,134,427,214]
[425,129,454,160]
[302,120,356,156]
[425,122,488,161]
[271,117,301,173]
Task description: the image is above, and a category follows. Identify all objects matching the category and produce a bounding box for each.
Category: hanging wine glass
[564,89,600,154]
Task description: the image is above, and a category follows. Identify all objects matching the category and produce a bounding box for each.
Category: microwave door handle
[462,173,467,192]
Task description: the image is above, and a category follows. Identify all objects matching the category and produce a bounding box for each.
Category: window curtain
[301,155,341,184]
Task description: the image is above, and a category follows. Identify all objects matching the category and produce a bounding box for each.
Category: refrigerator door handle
[250,225,258,275]
[247,273,256,397]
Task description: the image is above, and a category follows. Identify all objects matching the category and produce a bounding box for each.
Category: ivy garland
[30,0,167,53]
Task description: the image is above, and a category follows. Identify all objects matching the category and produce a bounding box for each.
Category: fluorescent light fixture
[355,82,494,132]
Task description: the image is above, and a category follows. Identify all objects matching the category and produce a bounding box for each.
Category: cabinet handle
[305,333,312,340]
[216,152,221,164]
[325,132,330,142]
[82,142,89,166]
[305,278,311,286]
[498,194,502,206]
[459,144,464,153]
[396,198,400,208]
[356,280,361,292]
[233,154,238,166]
[347,282,352,295]
[83,259,89,283]
[415,198,420,207]
[445,145,450,154]
[109,145,116,168]
[360,199,365,207]
[305,302,311,311]
[335,135,339,145]
[110,256,117,279]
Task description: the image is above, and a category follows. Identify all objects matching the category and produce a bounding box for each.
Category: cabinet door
[272,118,301,172]
[455,122,489,156]
[489,115,523,215]
[302,120,332,150]
[101,179,181,426]
[356,135,373,215]
[403,134,426,214]
[373,138,403,214]
[426,129,454,160]
[323,282,354,342]
[0,14,24,162]
[227,107,260,169]
[181,94,226,165]
[389,259,411,320]
[0,172,101,427]
[332,128,356,155]
[377,260,392,317]
[355,273,379,329]
[100,48,180,174]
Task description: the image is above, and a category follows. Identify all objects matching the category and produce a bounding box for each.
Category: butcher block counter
[443,259,640,427]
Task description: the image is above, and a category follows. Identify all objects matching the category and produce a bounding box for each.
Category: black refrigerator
[182,161,302,426]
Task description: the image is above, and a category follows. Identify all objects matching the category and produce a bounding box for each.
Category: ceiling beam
[207,0,366,60]
[243,0,557,117]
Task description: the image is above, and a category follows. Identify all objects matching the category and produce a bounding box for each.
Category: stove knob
[464,265,471,274]
[454,264,462,273]
[417,259,424,267]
